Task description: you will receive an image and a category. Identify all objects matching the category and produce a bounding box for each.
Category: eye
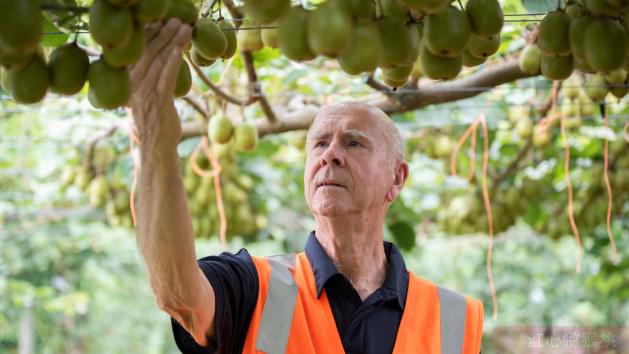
[314,141,327,148]
[347,140,361,147]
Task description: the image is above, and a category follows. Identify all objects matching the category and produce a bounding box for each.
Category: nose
[320,142,345,168]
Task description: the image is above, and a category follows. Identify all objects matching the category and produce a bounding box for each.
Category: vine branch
[242,51,277,123]
[185,54,249,106]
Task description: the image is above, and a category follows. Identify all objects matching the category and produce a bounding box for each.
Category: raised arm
[129,18,215,346]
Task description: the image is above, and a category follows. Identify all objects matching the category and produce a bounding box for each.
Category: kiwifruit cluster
[519,0,629,99]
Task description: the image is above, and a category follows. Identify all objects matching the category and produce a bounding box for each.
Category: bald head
[308,102,404,162]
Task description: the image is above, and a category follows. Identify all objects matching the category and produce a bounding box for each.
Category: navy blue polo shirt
[171,232,409,354]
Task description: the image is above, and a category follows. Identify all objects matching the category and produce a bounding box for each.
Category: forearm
[135,122,203,309]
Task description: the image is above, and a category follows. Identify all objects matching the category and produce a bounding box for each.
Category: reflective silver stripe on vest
[256,255,298,354]
[437,286,467,354]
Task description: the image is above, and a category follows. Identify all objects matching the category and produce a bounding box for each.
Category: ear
[386,161,409,202]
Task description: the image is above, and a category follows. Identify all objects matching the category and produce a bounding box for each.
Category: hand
[129,18,193,150]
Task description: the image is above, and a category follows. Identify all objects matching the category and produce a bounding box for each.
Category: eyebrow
[310,129,369,141]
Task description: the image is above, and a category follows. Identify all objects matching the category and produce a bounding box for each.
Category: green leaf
[521,0,564,13]
[41,15,70,47]
[388,221,416,250]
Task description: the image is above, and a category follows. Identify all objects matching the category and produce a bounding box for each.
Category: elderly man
[131,19,484,354]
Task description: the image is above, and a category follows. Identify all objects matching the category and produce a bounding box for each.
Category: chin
[312,199,351,217]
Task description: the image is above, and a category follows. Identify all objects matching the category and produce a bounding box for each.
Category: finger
[130,18,184,84]
[141,25,193,93]
[157,48,184,96]
[144,21,163,43]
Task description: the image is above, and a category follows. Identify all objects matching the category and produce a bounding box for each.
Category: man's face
[304,105,397,217]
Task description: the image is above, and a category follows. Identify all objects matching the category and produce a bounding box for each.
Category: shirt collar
[304,231,409,309]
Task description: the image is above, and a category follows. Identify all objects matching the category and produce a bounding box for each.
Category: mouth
[317,181,345,189]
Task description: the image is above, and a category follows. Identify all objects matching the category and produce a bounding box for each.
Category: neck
[314,213,388,301]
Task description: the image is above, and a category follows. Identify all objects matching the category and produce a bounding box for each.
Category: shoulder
[408,273,484,353]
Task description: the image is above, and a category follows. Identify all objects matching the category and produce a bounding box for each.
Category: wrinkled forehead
[307,104,388,139]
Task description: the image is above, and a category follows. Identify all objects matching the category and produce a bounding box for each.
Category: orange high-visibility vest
[243,253,484,354]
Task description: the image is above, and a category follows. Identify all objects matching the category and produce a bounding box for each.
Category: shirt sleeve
[171,248,259,354]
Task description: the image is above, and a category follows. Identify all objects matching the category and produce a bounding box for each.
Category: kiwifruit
[6,54,49,104]
[0,44,31,68]
[463,50,487,67]
[584,18,626,72]
[0,0,41,54]
[164,0,198,25]
[278,7,315,61]
[604,68,627,84]
[103,25,144,68]
[537,11,571,56]
[378,18,420,67]
[465,0,504,36]
[219,20,237,59]
[574,55,596,73]
[89,0,134,50]
[208,115,234,144]
[261,26,279,49]
[338,19,382,75]
[382,65,412,87]
[467,34,500,58]
[519,45,541,75]
[584,73,609,101]
[238,25,264,52]
[562,74,582,99]
[49,43,89,95]
[234,122,258,151]
[308,0,352,58]
[569,15,594,60]
[379,0,407,19]
[419,44,462,80]
[87,58,131,109]
[190,47,215,67]
[243,0,290,24]
[424,6,471,58]
[174,59,191,97]
[541,54,574,80]
[582,0,623,16]
[193,18,227,59]
[134,0,170,24]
